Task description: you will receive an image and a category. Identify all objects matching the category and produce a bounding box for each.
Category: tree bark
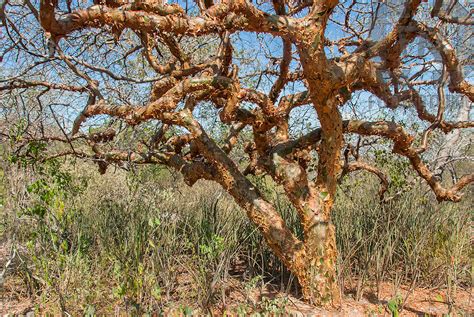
[291,7,344,304]
[279,185,340,307]
[302,196,341,307]
[263,138,341,307]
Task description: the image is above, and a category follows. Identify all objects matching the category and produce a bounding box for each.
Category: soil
[217,279,472,316]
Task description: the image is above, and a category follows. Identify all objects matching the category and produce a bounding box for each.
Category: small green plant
[387,294,403,317]
[199,234,225,260]
[84,305,96,317]
[181,305,193,316]
[236,304,250,316]
[245,275,263,292]
[258,296,288,315]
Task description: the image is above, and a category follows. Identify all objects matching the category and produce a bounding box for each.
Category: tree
[1,0,473,308]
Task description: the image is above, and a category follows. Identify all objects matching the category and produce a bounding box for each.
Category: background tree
[1,0,472,307]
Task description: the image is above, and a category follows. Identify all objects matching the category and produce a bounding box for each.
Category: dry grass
[0,158,472,315]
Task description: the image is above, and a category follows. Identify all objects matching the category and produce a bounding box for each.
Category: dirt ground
[281,284,472,316]
[1,240,472,316]
[2,278,472,315]
[217,279,473,316]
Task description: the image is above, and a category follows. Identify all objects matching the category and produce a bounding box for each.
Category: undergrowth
[0,157,471,315]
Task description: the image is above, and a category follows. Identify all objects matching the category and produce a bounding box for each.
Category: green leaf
[387,297,400,317]
[319,191,330,201]
[151,285,162,300]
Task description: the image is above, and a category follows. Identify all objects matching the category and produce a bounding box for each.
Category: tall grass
[0,158,471,314]
[334,177,472,305]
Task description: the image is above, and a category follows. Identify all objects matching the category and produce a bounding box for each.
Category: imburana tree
[1,0,473,307]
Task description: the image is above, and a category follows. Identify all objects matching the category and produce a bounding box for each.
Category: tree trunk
[290,12,344,306]
[286,192,341,308]
[189,112,342,308]
[299,213,340,307]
